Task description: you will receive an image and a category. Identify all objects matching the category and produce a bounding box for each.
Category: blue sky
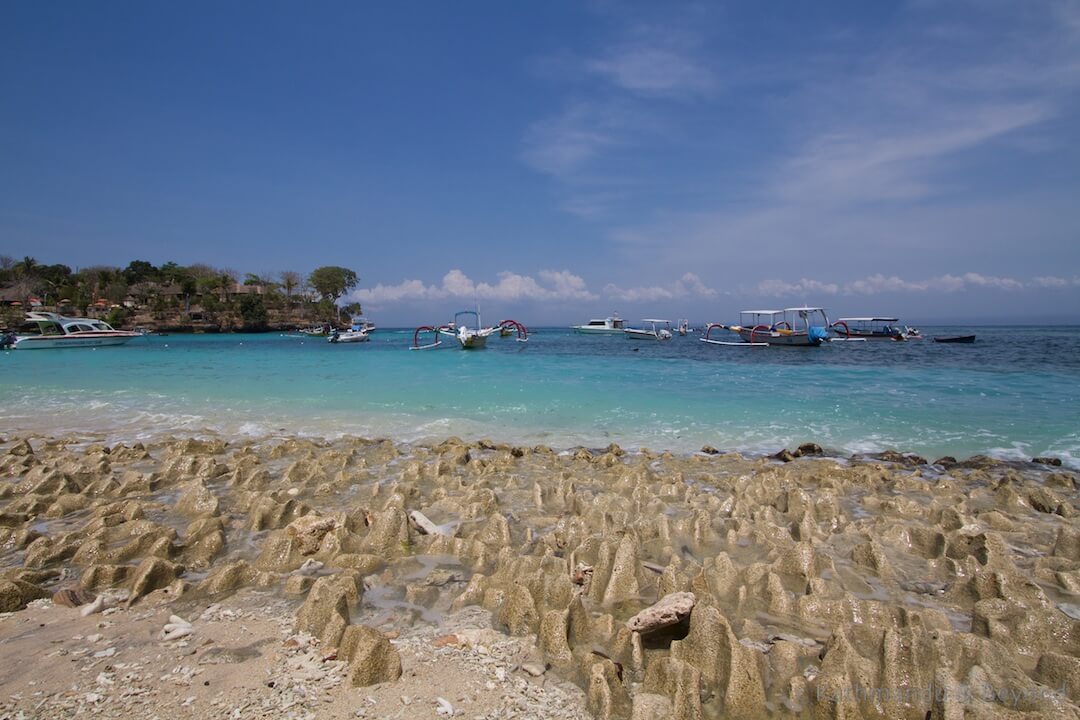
[2,0,1079,324]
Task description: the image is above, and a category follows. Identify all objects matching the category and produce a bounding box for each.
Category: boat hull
[13,334,137,349]
[458,335,488,349]
[736,328,823,346]
[328,332,369,343]
[933,335,976,344]
[829,330,904,341]
[624,329,669,341]
[572,327,625,334]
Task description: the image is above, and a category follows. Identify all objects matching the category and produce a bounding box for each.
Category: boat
[933,335,976,344]
[327,325,370,344]
[702,307,831,347]
[624,319,673,341]
[572,315,625,334]
[11,312,141,349]
[412,310,527,350]
[298,324,331,336]
[830,317,908,341]
[350,316,376,334]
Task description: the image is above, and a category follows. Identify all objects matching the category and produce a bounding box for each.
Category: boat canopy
[740,310,783,316]
[783,307,826,312]
[641,318,671,323]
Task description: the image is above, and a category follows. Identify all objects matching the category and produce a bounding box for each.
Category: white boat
[12,312,141,349]
[624,319,673,341]
[702,308,831,347]
[350,316,376,333]
[412,310,527,350]
[572,315,625,334]
[327,329,369,344]
[830,317,909,341]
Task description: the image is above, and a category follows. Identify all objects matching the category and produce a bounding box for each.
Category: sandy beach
[1,433,1078,719]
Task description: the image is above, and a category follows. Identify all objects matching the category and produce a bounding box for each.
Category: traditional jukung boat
[412,310,527,350]
[702,307,831,347]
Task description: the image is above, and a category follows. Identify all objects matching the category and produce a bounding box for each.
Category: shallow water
[1,325,1078,466]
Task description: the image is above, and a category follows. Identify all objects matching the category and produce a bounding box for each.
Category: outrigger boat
[830,317,917,341]
[12,312,141,349]
[624,319,673,341]
[571,315,625,334]
[676,319,690,336]
[702,307,831,347]
[412,309,527,350]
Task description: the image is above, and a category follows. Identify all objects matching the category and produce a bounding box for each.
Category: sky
[2,0,1079,325]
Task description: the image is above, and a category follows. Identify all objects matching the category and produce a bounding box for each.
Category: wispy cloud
[351,269,597,305]
[755,272,1035,297]
[586,46,714,98]
[603,272,719,302]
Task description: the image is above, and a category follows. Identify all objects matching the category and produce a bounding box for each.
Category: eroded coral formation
[1,434,1078,718]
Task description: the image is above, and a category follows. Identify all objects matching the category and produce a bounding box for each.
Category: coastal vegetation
[0,256,361,332]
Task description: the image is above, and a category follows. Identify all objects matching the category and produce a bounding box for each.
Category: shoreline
[2,430,1079,719]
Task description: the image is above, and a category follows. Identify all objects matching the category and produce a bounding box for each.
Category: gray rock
[626,591,696,634]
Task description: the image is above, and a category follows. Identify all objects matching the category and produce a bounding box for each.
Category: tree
[307,266,358,304]
[238,295,269,331]
[279,271,301,301]
[123,260,159,284]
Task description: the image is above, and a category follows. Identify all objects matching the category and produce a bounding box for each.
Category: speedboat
[572,315,625,334]
[702,308,831,347]
[412,310,527,350]
[831,317,908,341]
[12,312,141,349]
[624,319,673,341]
[327,326,370,343]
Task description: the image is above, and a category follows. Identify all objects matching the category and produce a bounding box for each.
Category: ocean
[2,325,1078,468]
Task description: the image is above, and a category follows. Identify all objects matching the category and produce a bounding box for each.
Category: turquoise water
[1,326,1078,467]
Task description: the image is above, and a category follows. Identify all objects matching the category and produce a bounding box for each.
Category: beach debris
[52,588,96,608]
[571,563,593,586]
[700,445,720,455]
[92,647,116,659]
[80,594,111,617]
[626,591,696,634]
[161,614,194,641]
[435,697,454,715]
[293,558,324,576]
[1033,456,1063,466]
[407,510,444,536]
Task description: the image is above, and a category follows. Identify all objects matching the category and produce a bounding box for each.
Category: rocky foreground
[0,435,1078,719]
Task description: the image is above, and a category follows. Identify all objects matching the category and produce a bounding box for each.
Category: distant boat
[572,315,625,334]
[412,309,527,350]
[933,335,976,344]
[702,308,831,347]
[830,317,908,341]
[624,319,673,341]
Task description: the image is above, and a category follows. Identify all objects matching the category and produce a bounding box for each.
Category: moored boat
[933,335,976,344]
[412,309,527,350]
[830,317,908,341]
[702,308,831,347]
[12,312,140,349]
[624,319,673,341]
[572,315,625,334]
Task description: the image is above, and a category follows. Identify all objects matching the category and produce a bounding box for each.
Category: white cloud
[350,269,597,305]
[604,272,719,302]
[520,103,619,179]
[586,47,714,98]
[756,278,841,297]
[1033,275,1080,288]
[754,272,1029,297]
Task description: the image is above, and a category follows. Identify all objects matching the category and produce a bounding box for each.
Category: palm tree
[14,256,39,279]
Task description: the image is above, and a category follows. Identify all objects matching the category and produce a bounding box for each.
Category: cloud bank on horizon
[2,1,1079,322]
